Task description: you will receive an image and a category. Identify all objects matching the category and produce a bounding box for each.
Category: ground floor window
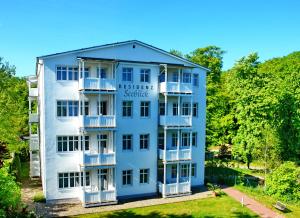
[191,163,196,177]
[122,170,132,185]
[180,164,189,178]
[58,171,89,189]
[139,168,149,184]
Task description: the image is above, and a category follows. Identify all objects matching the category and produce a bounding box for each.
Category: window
[58,173,69,188]
[172,72,179,82]
[80,101,89,115]
[80,136,90,151]
[158,133,164,149]
[180,164,189,178]
[97,68,107,79]
[140,169,149,184]
[182,133,190,147]
[191,163,196,177]
[58,172,81,189]
[97,101,107,115]
[193,74,199,86]
[56,66,78,81]
[140,134,149,149]
[80,67,90,78]
[122,101,132,117]
[171,133,178,147]
[70,172,80,187]
[140,69,150,82]
[68,101,79,116]
[182,72,191,83]
[122,68,133,82]
[192,132,197,147]
[57,100,79,117]
[193,103,198,117]
[81,172,90,186]
[173,103,178,116]
[122,135,132,150]
[159,102,165,115]
[171,165,177,179]
[56,66,67,80]
[140,101,150,117]
[97,134,108,153]
[122,170,132,185]
[57,100,67,117]
[182,103,191,116]
[57,136,79,152]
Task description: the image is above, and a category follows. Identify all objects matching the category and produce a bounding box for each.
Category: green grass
[235,185,300,218]
[33,192,46,203]
[72,195,258,218]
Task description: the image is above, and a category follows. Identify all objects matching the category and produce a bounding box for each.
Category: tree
[266,162,300,202]
[169,49,184,58]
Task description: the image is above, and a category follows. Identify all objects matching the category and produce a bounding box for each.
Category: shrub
[266,161,300,202]
[0,165,21,215]
[33,192,46,203]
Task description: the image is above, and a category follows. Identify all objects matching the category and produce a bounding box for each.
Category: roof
[77,56,189,68]
[37,40,209,71]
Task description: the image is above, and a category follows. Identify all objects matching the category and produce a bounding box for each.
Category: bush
[33,192,46,203]
[266,161,300,202]
[0,165,21,216]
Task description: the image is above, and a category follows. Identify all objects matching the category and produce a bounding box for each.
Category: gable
[39,41,208,70]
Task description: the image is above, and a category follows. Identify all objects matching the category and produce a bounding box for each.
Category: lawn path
[223,187,284,218]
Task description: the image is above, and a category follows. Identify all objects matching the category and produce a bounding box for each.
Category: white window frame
[122,68,133,82]
[57,136,79,152]
[122,101,133,117]
[140,101,150,118]
[122,170,132,186]
[139,168,149,184]
[180,164,189,178]
[140,69,150,83]
[122,134,132,151]
[140,134,149,150]
[182,72,191,83]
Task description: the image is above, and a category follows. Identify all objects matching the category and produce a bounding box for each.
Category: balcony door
[98,134,108,153]
[97,101,108,115]
[98,169,108,191]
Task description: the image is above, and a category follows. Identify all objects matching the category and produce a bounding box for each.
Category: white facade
[29,40,207,207]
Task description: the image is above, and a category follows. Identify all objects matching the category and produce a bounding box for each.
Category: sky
[0,0,300,77]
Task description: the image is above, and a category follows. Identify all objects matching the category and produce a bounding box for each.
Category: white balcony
[159,82,192,94]
[79,78,116,91]
[159,115,192,127]
[84,189,116,204]
[29,113,39,123]
[29,134,39,151]
[158,181,191,196]
[82,115,115,128]
[159,149,191,162]
[83,153,115,166]
[29,88,38,97]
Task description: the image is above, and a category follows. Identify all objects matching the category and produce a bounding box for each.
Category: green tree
[266,161,300,202]
[169,49,184,58]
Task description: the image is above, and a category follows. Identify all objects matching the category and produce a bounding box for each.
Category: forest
[0,47,299,216]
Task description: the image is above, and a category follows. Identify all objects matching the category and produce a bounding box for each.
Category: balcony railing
[29,113,39,123]
[158,181,191,196]
[84,189,116,204]
[159,115,192,127]
[29,88,38,97]
[83,153,115,166]
[159,82,192,94]
[79,78,116,91]
[30,134,39,151]
[82,115,116,128]
[159,149,191,161]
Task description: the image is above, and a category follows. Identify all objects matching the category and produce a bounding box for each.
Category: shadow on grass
[232,211,259,218]
[103,210,193,218]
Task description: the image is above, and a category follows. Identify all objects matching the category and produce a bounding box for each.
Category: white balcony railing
[158,181,191,196]
[83,153,115,166]
[159,82,192,93]
[79,78,116,91]
[29,88,38,97]
[84,190,116,203]
[82,115,115,128]
[159,115,192,127]
[29,134,39,151]
[159,149,191,161]
[29,113,39,123]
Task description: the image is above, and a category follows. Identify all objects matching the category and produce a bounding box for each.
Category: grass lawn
[72,195,258,218]
[235,185,300,218]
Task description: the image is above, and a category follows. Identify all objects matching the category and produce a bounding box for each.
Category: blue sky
[0,0,299,77]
